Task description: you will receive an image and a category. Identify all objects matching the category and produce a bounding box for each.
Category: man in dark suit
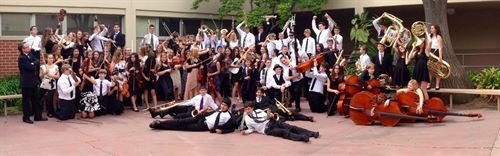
[149,97,237,134]
[18,42,47,124]
[253,88,275,111]
[255,25,268,55]
[371,43,393,78]
[322,39,338,71]
[110,24,125,55]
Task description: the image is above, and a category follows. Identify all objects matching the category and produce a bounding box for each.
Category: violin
[349,91,427,127]
[133,62,143,89]
[396,91,482,123]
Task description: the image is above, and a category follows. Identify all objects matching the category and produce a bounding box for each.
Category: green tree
[192,0,328,30]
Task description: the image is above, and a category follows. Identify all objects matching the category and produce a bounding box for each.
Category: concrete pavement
[0,103,499,156]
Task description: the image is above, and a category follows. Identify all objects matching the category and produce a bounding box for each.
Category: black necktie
[317,31,322,41]
[150,34,154,47]
[310,78,317,91]
[213,112,222,130]
[305,38,309,53]
[100,80,103,97]
[264,69,268,83]
[243,34,248,47]
[100,40,104,52]
[68,77,73,98]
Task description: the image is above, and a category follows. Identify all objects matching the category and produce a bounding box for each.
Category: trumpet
[274,98,292,116]
[263,108,280,121]
[191,107,214,117]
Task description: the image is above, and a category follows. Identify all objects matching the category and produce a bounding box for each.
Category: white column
[125,0,137,52]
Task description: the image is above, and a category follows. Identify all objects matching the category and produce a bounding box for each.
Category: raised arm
[311,17,319,34]
[236,22,245,36]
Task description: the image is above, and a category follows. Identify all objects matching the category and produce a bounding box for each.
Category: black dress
[208,61,221,93]
[413,52,430,83]
[327,77,343,115]
[127,62,141,96]
[143,55,157,90]
[392,55,410,87]
[240,67,257,102]
[158,64,174,101]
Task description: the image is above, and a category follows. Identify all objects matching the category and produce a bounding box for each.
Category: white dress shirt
[266,41,276,57]
[359,53,372,71]
[89,27,109,52]
[196,32,211,50]
[269,74,291,89]
[57,74,80,100]
[229,41,239,50]
[23,35,42,51]
[236,23,255,48]
[332,34,343,50]
[312,19,334,46]
[180,94,218,111]
[205,111,231,130]
[301,36,316,57]
[306,67,327,94]
[140,33,160,51]
[243,109,269,134]
[94,79,113,96]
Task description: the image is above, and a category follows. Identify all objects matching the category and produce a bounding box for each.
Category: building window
[182,19,201,36]
[159,17,179,36]
[1,14,31,36]
[67,14,122,34]
[35,14,58,35]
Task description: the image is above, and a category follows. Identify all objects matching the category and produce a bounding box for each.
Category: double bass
[396,92,482,122]
[336,75,362,115]
[349,91,427,126]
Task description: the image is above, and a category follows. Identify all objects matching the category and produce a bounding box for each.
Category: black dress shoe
[149,120,161,129]
[302,135,310,143]
[435,87,440,90]
[313,132,320,138]
[23,118,34,124]
[159,111,168,118]
[34,117,48,121]
[47,114,54,118]
[149,108,158,118]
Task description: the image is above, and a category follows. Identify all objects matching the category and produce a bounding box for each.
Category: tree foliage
[192,0,328,30]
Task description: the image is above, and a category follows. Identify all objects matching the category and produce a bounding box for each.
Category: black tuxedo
[18,52,42,120]
[253,96,275,112]
[152,111,237,134]
[371,51,393,78]
[110,31,125,54]
[323,49,338,69]
[255,23,269,55]
[358,70,375,89]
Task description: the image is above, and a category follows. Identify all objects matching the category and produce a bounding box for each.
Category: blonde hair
[408,79,419,89]
[366,63,375,69]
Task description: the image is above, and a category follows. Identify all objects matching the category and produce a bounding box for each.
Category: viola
[349,91,427,127]
[396,91,482,122]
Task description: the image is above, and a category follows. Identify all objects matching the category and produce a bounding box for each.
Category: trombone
[143,100,177,112]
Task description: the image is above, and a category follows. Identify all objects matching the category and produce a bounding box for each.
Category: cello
[396,91,482,122]
[349,91,427,126]
[295,54,325,73]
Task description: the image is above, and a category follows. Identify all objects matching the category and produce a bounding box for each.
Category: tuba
[427,53,452,79]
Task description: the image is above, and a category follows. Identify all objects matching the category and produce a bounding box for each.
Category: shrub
[0,76,22,114]
[468,67,500,102]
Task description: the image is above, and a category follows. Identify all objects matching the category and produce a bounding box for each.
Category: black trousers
[108,95,124,115]
[154,115,209,131]
[56,99,75,120]
[265,89,274,101]
[278,110,312,122]
[271,89,282,103]
[163,106,193,119]
[307,92,326,113]
[290,81,304,109]
[22,87,42,120]
[41,89,56,116]
[265,121,314,142]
